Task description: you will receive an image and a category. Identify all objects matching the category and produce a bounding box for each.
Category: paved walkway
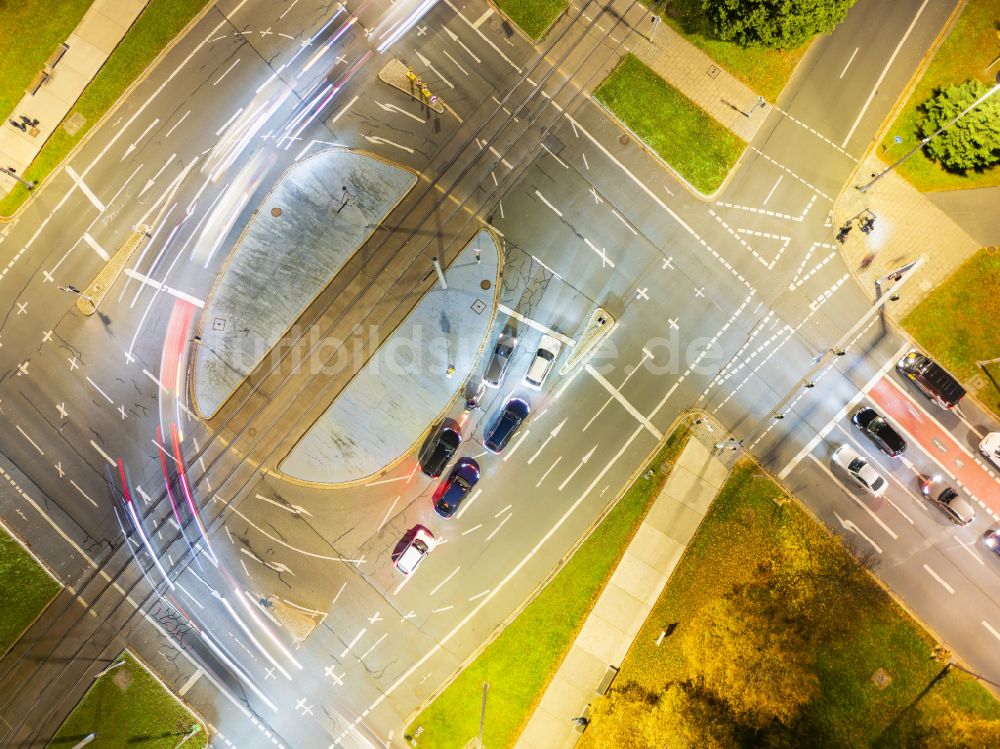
[0,0,149,197]
[833,153,981,319]
[280,230,500,484]
[629,19,771,143]
[515,422,729,749]
[192,148,416,418]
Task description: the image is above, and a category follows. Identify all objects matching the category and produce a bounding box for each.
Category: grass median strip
[48,651,207,749]
[0,525,60,656]
[595,54,745,195]
[494,0,568,40]
[405,419,692,748]
[879,0,1000,191]
[902,247,1000,415]
[0,0,210,217]
[580,459,1000,746]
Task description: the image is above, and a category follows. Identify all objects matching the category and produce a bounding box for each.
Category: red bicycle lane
[868,375,1000,519]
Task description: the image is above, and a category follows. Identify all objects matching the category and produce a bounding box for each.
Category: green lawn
[0,525,60,656]
[595,54,745,194]
[580,460,1000,747]
[494,0,567,40]
[0,0,210,217]
[655,0,810,102]
[0,1,93,124]
[879,0,1000,191]
[406,419,693,748]
[902,247,1000,414]
[48,651,208,749]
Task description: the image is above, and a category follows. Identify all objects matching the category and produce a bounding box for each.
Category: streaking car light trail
[281,51,371,148]
[374,0,439,53]
[297,5,366,77]
[171,423,219,567]
[117,460,176,591]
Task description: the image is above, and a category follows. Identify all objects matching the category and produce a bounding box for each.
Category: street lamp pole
[0,166,36,191]
[714,258,924,452]
[477,682,489,749]
[858,72,1000,193]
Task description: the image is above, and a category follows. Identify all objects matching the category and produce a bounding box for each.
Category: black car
[484,397,530,453]
[420,426,461,477]
[851,407,906,457]
[434,459,480,518]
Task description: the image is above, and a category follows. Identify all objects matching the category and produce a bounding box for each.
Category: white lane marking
[983,620,1000,642]
[164,110,190,138]
[834,511,882,554]
[124,268,205,307]
[468,589,489,601]
[808,455,898,540]
[64,166,106,212]
[534,189,562,216]
[339,424,649,742]
[16,426,44,455]
[443,0,521,73]
[82,233,110,261]
[359,633,388,661]
[955,409,986,439]
[86,376,114,404]
[177,582,205,609]
[496,303,576,346]
[213,58,241,86]
[214,107,245,136]
[778,343,910,479]
[377,101,426,124]
[339,628,367,658]
[441,49,468,76]
[558,445,597,491]
[461,524,482,535]
[178,667,204,696]
[366,475,408,487]
[762,175,783,205]
[583,237,615,268]
[255,494,312,517]
[415,51,453,89]
[454,488,482,520]
[953,535,985,566]
[502,430,530,461]
[585,365,662,439]
[430,567,460,595]
[536,456,562,487]
[839,47,860,78]
[90,440,116,467]
[330,94,360,126]
[922,563,954,594]
[442,26,481,63]
[70,480,98,508]
[364,135,415,154]
[375,495,400,534]
[540,142,568,168]
[485,514,511,541]
[472,7,493,27]
[840,0,931,147]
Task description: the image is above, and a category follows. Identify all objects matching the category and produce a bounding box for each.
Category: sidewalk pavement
[833,153,981,320]
[0,0,148,197]
[514,423,730,749]
[629,19,771,143]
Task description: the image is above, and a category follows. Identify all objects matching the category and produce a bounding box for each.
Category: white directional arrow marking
[377,101,426,124]
[835,512,882,554]
[527,418,566,465]
[443,26,482,63]
[415,51,454,88]
[558,445,597,491]
[364,135,415,154]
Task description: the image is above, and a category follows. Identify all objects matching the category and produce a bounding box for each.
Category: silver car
[920,477,976,527]
[832,444,887,498]
[484,333,517,388]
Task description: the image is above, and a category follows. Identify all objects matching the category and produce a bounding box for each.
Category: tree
[681,582,819,728]
[586,681,660,749]
[702,0,858,49]
[918,707,1000,748]
[658,683,740,749]
[920,80,1000,173]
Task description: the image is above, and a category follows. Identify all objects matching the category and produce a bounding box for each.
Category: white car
[523,334,562,390]
[394,528,434,575]
[980,432,1000,470]
[832,445,887,498]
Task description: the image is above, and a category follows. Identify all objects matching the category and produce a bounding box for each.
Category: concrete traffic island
[279,230,501,484]
[192,148,416,418]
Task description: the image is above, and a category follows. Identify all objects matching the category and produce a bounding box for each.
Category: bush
[703,0,857,49]
[919,80,1000,173]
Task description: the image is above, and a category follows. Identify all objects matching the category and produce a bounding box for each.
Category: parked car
[523,334,562,390]
[919,476,975,526]
[484,333,518,388]
[832,444,887,497]
[484,397,530,454]
[980,432,1000,471]
[434,458,480,518]
[394,527,434,575]
[896,349,965,410]
[983,529,1000,557]
[851,407,906,457]
[420,425,461,477]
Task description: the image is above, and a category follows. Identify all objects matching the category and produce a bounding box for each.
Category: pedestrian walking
[9,119,26,132]
[571,716,589,728]
[19,115,39,128]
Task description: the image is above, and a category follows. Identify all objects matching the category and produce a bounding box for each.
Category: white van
[523,334,561,390]
[980,432,1000,470]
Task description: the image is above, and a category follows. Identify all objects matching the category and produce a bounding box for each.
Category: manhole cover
[213,317,226,331]
[707,64,721,79]
[248,428,257,437]
[480,279,491,290]
[471,299,487,314]
[619,134,629,145]
[871,668,892,690]
[271,207,283,217]
[970,375,986,391]
[63,112,86,136]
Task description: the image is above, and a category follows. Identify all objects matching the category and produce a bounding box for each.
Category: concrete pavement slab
[588,585,648,645]
[576,609,632,665]
[553,647,609,691]
[280,231,500,484]
[662,463,719,514]
[644,494,705,544]
[192,148,416,417]
[74,11,132,53]
[625,523,686,574]
[606,553,667,608]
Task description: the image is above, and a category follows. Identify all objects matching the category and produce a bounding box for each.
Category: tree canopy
[920,80,1000,173]
[702,0,858,49]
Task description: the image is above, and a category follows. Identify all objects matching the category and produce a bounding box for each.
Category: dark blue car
[434,458,480,518]
[484,397,530,454]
